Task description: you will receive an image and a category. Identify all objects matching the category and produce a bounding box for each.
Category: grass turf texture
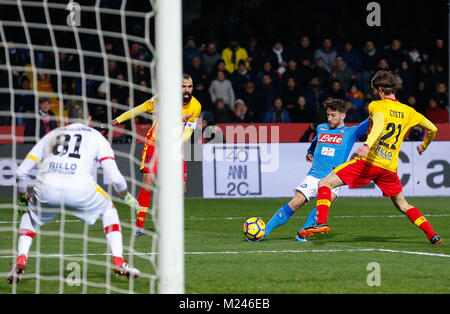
[0,196,448,294]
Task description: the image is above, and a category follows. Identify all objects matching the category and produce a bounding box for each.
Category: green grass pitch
[0,196,449,294]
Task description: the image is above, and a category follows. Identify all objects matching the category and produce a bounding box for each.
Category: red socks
[316,186,332,224]
[136,189,151,228]
[406,207,436,240]
[113,256,125,267]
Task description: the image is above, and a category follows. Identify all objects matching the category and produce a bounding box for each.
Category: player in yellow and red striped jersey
[299,70,442,245]
[112,74,201,236]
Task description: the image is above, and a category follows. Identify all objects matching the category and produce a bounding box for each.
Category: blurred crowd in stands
[0,0,448,144]
[185,36,449,127]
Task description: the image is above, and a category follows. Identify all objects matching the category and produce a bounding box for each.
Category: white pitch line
[0,248,449,259]
[1,213,449,224]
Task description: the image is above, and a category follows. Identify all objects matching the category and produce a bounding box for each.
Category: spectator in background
[230,99,252,123]
[256,73,280,121]
[281,76,301,117]
[221,39,249,74]
[398,60,416,95]
[331,55,356,92]
[290,95,315,123]
[262,98,292,123]
[414,81,431,113]
[266,39,291,76]
[394,75,408,104]
[434,82,448,110]
[206,58,230,84]
[132,64,150,85]
[360,41,381,92]
[299,123,317,142]
[8,40,29,73]
[344,100,363,123]
[347,84,365,111]
[383,39,407,72]
[406,95,419,111]
[241,81,259,122]
[407,47,424,74]
[183,36,202,72]
[293,35,315,65]
[281,58,301,88]
[24,97,57,142]
[193,81,213,115]
[327,80,347,101]
[213,98,233,123]
[107,60,121,79]
[111,73,129,105]
[428,38,446,69]
[193,81,215,133]
[301,76,328,121]
[208,70,235,109]
[257,61,281,92]
[245,37,266,73]
[231,60,256,98]
[201,42,222,75]
[425,98,449,123]
[129,41,151,61]
[186,55,208,86]
[422,63,445,89]
[339,42,361,75]
[129,42,142,59]
[376,58,390,72]
[311,57,330,90]
[314,38,337,72]
[15,76,35,126]
[296,58,314,90]
[133,80,151,107]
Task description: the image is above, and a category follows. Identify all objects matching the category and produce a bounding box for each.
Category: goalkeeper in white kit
[8,103,142,284]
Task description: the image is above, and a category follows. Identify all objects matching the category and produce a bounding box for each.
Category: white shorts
[295,175,340,202]
[28,182,113,226]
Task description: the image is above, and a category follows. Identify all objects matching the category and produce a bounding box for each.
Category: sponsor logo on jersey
[374,145,393,160]
[321,147,336,156]
[318,133,343,145]
[48,161,78,175]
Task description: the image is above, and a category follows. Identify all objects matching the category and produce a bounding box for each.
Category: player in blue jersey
[262,98,369,241]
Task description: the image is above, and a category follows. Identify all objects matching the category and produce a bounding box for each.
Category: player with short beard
[112,74,201,236]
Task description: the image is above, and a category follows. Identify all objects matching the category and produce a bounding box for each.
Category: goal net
[0,0,183,294]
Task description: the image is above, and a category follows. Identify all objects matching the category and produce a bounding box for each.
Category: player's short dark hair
[370,70,397,95]
[182,73,192,81]
[67,102,89,121]
[324,98,347,113]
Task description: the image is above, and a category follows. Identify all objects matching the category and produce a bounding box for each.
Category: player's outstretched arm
[416,118,438,155]
[112,101,150,125]
[355,118,370,138]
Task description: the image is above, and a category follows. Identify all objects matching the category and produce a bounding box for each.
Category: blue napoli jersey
[307,118,369,179]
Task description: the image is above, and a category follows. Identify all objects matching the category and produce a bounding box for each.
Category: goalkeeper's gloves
[123,192,140,214]
[17,192,29,216]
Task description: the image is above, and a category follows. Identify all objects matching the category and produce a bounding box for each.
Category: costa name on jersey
[307,120,369,179]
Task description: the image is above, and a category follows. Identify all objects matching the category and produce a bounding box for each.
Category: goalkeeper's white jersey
[17,123,119,191]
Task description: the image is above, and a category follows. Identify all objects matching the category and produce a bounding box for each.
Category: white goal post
[155,0,185,294]
[0,0,185,294]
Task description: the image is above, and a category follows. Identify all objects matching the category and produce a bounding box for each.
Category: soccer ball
[243,217,266,241]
